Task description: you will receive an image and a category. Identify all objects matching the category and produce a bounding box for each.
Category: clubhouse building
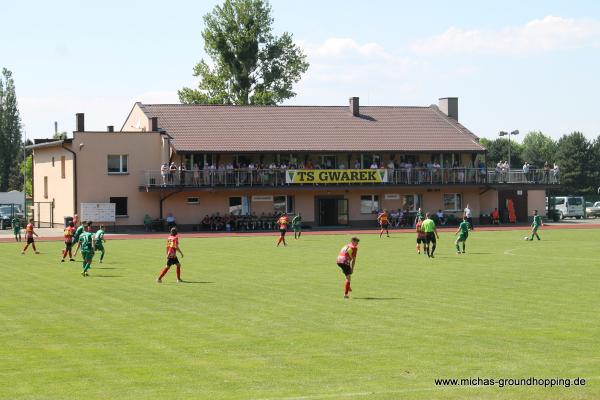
[29,97,559,229]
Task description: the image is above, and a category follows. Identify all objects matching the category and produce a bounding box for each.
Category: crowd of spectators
[492,161,560,184]
[155,158,494,186]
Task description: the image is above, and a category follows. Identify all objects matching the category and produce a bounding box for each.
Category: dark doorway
[317,198,348,226]
[498,190,528,223]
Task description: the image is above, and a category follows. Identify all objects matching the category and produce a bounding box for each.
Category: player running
[415,217,426,254]
[377,210,390,238]
[156,227,184,283]
[276,213,289,247]
[12,216,21,242]
[78,228,96,276]
[72,220,86,257]
[95,225,106,263]
[455,216,472,254]
[421,213,439,258]
[61,221,76,262]
[336,237,359,298]
[21,218,40,254]
[292,213,302,239]
[529,210,543,241]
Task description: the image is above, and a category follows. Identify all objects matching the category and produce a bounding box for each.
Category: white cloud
[300,37,392,60]
[411,15,600,55]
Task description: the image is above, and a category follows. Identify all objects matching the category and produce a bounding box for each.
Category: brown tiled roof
[137,103,485,153]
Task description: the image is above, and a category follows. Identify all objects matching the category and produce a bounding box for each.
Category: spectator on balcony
[169,162,177,184]
[160,163,168,186]
[502,160,509,183]
[478,160,486,182]
[387,159,395,180]
[353,159,361,169]
[370,161,378,169]
[552,163,560,183]
[192,163,200,186]
[522,162,530,183]
[179,163,187,185]
[166,213,176,230]
[338,161,346,169]
[543,162,551,183]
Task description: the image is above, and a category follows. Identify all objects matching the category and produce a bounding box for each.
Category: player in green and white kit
[292,214,302,239]
[12,217,21,242]
[78,230,95,276]
[455,216,472,254]
[95,225,106,263]
[72,220,86,257]
[529,210,543,241]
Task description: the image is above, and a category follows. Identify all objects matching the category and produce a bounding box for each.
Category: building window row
[108,155,128,174]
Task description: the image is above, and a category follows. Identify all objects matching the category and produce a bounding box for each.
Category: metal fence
[141,168,560,189]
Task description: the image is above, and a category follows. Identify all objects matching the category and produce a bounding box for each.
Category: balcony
[140,168,560,190]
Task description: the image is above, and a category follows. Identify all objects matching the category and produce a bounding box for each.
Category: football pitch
[1,228,599,400]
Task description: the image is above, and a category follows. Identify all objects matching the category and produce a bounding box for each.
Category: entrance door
[498,190,528,223]
[317,198,349,226]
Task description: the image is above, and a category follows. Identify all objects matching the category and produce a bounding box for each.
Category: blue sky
[2,0,600,141]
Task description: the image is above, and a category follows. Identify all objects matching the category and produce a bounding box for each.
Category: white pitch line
[504,248,517,256]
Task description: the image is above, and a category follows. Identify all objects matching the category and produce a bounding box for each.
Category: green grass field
[1,228,599,399]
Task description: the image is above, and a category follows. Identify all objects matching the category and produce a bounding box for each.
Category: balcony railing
[140,168,560,189]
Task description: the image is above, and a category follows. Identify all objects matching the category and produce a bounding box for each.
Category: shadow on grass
[91,275,122,278]
[354,297,402,301]
[178,281,215,284]
[95,267,117,270]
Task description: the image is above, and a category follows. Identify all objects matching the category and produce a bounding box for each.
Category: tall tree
[480,137,523,168]
[554,132,593,194]
[179,0,309,105]
[0,68,23,192]
[521,131,557,167]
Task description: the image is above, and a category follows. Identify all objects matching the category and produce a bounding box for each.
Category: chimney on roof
[439,97,458,121]
[107,125,114,132]
[75,113,85,132]
[150,117,158,132]
[349,97,359,117]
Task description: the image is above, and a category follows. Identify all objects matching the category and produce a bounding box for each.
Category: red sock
[158,267,169,279]
[344,280,350,295]
[176,266,181,280]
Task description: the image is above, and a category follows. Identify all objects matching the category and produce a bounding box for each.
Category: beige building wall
[121,103,150,132]
[527,190,546,217]
[73,131,163,225]
[480,189,499,214]
[32,146,75,226]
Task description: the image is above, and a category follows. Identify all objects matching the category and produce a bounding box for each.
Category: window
[360,195,379,214]
[229,197,242,215]
[61,156,66,179]
[109,197,128,216]
[107,155,128,174]
[273,196,295,214]
[44,176,48,199]
[51,157,55,167]
[443,193,462,211]
[186,197,199,204]
[402,194,422,211]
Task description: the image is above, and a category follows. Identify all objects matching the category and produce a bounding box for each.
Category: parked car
[586,201,600,218]
[548,196,585,219]
[0,205,25,229]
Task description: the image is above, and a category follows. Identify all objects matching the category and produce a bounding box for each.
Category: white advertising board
[81,203,116,223]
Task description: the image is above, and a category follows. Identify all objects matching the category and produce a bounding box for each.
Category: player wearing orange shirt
[377,210,390,238]
[336,237,359,298]
[156,228,184,283]
[276,213,289,247]
[21,218,40,254]
[61,221,76,262]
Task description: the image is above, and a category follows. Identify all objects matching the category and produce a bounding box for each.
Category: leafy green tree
[0,68,23,192]
[521,131,557,167]
[480,137,523,168]
[179,0,309,105]
[53,131,68,140]
[554,132,594,194]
